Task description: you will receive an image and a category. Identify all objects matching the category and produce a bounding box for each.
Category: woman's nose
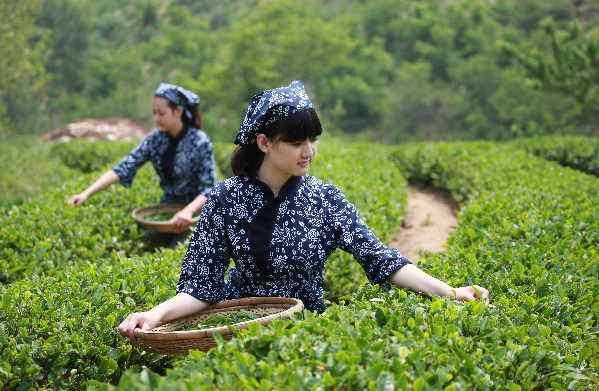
[302,141,315,158]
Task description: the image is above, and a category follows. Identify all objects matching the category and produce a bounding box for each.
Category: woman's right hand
[118,311,162,341]
[68,193,88,206]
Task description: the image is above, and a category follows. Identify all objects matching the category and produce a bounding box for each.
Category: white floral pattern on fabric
[112,128,216,203]
[235,80,313,145]
[177,175,412,312]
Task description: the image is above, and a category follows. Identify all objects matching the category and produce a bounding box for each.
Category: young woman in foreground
[119,81,488,339]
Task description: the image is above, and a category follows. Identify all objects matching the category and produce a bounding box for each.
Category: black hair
[231,107,322,177]
[166,100,203,129]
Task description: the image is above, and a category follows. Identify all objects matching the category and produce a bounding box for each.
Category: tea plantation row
[99,141,597,390]
[0,136,76,208]
[0,138,407,389]
[512,135,599,177]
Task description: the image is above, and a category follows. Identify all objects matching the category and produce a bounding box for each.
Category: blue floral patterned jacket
[113,128,216,204]
[177,175,412,312]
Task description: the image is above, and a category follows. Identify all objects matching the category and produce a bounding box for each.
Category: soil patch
[40,117,148,142]
[389,185,458,261]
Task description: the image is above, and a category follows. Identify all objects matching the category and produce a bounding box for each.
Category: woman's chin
[294,166,310,176]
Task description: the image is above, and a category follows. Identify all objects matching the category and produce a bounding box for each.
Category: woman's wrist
[150,306,168,325]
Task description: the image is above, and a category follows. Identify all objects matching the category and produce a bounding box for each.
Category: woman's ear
[173,106,184,118]
[255,133,270,153]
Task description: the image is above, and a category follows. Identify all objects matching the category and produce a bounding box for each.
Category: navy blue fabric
[113,128,216,204]
[235,80,313,145]
[177,175,412,312]
[162,126,188,181]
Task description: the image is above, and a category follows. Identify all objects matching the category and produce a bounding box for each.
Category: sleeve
[325,184,412,284]
[194,137,217,197]
[176,184,230,303]
[112,134,154,187]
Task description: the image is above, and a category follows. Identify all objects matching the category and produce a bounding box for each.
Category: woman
[119,81,488,338]
[69,83,216,234]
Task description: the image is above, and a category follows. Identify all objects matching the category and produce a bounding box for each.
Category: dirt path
[389,185,458,261]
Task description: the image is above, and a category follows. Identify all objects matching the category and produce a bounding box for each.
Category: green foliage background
[1,0,598,140]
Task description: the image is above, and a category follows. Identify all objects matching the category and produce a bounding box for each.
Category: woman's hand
[452,285,489,303]
[68,192,89,206]
[118,310,162,341]
[171,209,194,233]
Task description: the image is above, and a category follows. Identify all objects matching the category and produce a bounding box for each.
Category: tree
[0,0,47,133]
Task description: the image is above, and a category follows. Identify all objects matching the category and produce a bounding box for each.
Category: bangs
[265,107,322,142]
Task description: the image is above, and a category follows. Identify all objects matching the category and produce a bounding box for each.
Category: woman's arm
[68,170,120,205]
[118,292,209,341]
[391,264,489,302]
[171,193,208,233]
[326,185,489,303]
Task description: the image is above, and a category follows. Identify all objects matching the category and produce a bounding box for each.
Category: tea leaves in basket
[144,212,175,222]
[177,311,259,331]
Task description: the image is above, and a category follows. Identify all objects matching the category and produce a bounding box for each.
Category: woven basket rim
[131,203,199,233]
[133,296,304,340]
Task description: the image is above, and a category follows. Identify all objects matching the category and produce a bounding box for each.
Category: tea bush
[0,166,158,284]
[0,136,75,207]
[51,140,136,173]
[103,142,597,390]
[512,135,599,176]
[0,249,182,390]
[0,138,408,389]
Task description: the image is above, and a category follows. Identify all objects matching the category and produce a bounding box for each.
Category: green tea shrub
[0,166,159,283]
[512,135,599,176]
[0,249,182,390]
[104,141,597,389]
[50,140,136,173]
[0,136,75,207]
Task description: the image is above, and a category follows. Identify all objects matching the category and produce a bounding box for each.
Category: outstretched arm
[391,264,489,302]
[118,292,209,341]
[68,169,120,205]
[326,184,489,303]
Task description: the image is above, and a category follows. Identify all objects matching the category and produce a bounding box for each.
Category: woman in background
[69,83,216,235]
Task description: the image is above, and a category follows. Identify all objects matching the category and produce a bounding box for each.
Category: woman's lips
[298,160,310,168]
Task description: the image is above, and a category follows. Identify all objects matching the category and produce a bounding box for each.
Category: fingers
[172,217,191,233]
[454,285,490,303]
[472,285,490,303]
[118,313,142,341]
[68,195,85,206]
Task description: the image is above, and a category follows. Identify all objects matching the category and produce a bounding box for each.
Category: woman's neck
[165,123,184,138]
[257,160,291,198]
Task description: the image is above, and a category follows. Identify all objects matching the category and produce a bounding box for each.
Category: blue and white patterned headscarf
[155,83,200,121]
[235,80,313,145]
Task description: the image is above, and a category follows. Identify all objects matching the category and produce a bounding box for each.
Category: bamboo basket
[133,297,304,356]
[131,203,199,234]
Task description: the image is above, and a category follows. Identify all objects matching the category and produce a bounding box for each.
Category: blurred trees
[0,0,596,141]
[0,1,47,134]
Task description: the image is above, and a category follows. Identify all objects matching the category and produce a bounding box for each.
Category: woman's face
[262,136,318,177]
[152,97,183,133]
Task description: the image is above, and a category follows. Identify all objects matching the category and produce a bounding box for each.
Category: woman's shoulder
[187,127,211,145]
[206,176,252,202]
[140,128,163,142]
[303,175,342,196]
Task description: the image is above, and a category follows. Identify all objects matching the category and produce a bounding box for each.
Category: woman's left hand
[453,285,490,303]
[171,209,194,233]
